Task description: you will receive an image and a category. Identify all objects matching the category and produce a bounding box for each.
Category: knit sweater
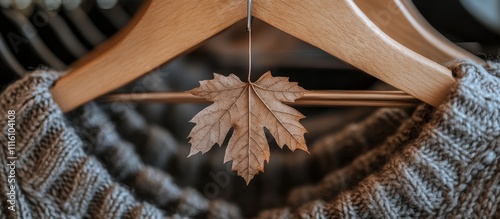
[256,61,500,218]
[0,60,499,218]
[0,71,240,218]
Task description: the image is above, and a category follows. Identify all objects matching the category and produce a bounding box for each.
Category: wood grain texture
[52,0,455,112]
[51,0,246,112]
[100,90,421,107]
[253,0,454,107]
[355,0,484,65]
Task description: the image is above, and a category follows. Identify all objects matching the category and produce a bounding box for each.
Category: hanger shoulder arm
[255,0,455,107]
[51,0,246,112]
[396,0,484,64]
[355,0,484,65]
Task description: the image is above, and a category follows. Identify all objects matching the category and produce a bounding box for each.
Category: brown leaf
[187,71,308,184]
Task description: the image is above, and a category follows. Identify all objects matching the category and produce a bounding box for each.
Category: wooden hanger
[355,0,485,65]
[51,0,455,112]
[100,90,421,107]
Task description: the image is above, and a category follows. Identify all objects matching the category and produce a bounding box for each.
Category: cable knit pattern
[256,61,500,218]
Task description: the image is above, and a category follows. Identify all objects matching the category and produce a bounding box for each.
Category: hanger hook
[247,0,252,32]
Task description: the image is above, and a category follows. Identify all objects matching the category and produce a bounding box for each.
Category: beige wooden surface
[51,0,455,112]
[355,0,484,65]
[100,90,420,107]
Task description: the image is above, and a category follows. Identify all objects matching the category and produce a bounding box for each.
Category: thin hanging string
[98,0,420,107]
[247,0,252,82]
[248,25,252,82]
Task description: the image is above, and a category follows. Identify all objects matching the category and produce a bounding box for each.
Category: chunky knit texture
[0,60,499,218]
[68,103,241,218]
[0,71,240,218]
[256,61,500,218]
[0,72,164,218]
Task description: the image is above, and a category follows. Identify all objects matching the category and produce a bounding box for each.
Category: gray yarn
[256,60,500,218]
[1,60,500,218]
[68,103,241,218]
[0,73,165,218]
[0,71,241,218]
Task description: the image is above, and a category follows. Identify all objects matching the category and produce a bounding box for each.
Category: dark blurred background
[0,0,498,216]
[0,0,499,89]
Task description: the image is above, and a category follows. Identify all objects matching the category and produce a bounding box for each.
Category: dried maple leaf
[187,71,309,184]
